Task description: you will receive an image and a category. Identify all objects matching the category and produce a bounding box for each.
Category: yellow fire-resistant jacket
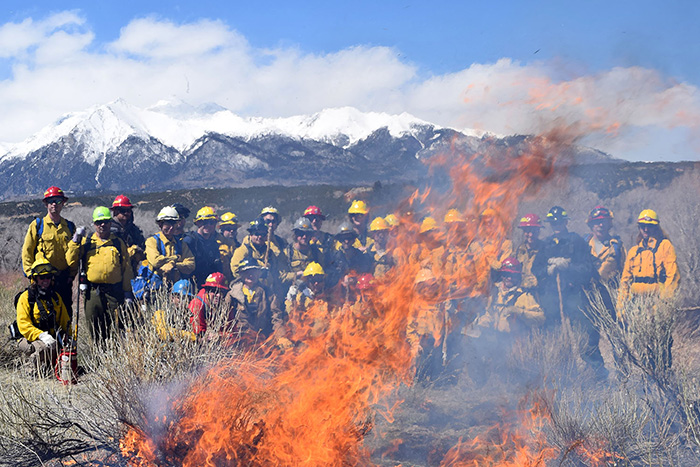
[468,239,514,292]
[369,243,394,278]
[145,233,196,283]
[282,243,325,284]
[618,237,679,306]
[67,233,133,291]
[21,215,76,277]
[230,236,290,287]
[515,241,541,291]
[16,289,70,342]
[217,233,240,282]
[587,235,626,282]
[477,284,544,333]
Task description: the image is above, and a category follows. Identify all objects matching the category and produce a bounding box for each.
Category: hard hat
[293,217,314,233]
[237,257,262,274]
[348,200,369,215]
[444,209,464,224]
[156,206,180,222]
[43,186,67,201]
[31,260,58,277]
[356,273,374,290]
[260,206,280,220]
[637,209,660,225]
[369,217,389,232]
[111,195,133,208]
[194,206,217,224]
[92,206,112,223]
[336,221,357,237]
[303,262,325,277]
[303,205,326,219]
[518,213,543,228]
[419,217,437,233]
[172,279,194,297]
[587,206,614,224]
[500,257,522,274]
[384,214,399,227]
[171,203,190,219]
[203,272,229,290]
[545,206,568,222]
[480,207,497,218]
[219,212,239,226]
[414,268,436,284]
[248,218,269,235]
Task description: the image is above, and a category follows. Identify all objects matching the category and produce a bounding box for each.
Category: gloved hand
[72,226,87,243]
[547,257,571,275]
[160,262,175,274]
[286,284,299,301]
[38,331,56,347]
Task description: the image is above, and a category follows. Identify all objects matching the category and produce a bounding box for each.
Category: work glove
[160,262,175,274]
[286,284,298,302]
[38,332,56,347]
[547,257,571,275]
[72,226,87,243]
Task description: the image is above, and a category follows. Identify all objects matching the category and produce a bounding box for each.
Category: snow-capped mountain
[0,99,611,200]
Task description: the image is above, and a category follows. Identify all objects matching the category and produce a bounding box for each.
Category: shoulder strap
[153,234,166,255]
[35,217,43,237]
[66,220,76,236]
[584,233,593,242]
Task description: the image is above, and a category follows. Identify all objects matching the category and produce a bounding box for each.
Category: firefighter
[347,200,373,252]
[617,209,680,307]
[170,203,191,240]
[217,212,240,282]
[153,280,197,342]
[260,206,288,251]
[190,272,230,336]
[16,260,71,376]
[21,186,79,316]
[368,217,394,277]
[225,258,285,344]
[67,207,133,341]
[145,206,196,284]
[467,208,514,294]
[515,213,544,294]
[282,217,325,289]
[284,262,340,341]
[326,221,374,291]
[230,218,289,295]
[184,207,223,287]
[110,194,146,276]
[585,206,626,283]
[303,205,333,252]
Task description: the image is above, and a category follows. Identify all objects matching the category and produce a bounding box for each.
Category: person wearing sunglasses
[282,217,325,294]
[21,186,79,317]
[617,209,679,308]
[110,194,146,276]
[67,207,133,341]
[183,207,224,287]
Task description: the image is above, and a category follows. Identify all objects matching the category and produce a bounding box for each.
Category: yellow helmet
[369,217,389,232]
[348,200,369,215]
[303,262,325,277]
[219,212,239,226]
[419,216,437,233]
[480,207,497,218]
[31,260,58,277]
[637,209,660,225]
[384,213,399,227]
[194,206,217,223]
[260,206,279,217]
[444,209,464,224]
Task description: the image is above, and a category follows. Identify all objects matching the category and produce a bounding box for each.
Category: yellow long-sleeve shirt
[67,233,133,292]
[478,285,544,333]
[145,232,196,283]
[618,237,679,306]
[588,235,626,282]
[21,215,76,277]
[16,289,70,342]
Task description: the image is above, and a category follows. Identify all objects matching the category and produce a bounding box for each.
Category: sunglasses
[45,198,64,205]
[95,220,111,226]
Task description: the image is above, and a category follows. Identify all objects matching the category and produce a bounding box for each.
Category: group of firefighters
[16,185,680,381]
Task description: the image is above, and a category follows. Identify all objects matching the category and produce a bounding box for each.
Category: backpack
[131,262,164,300]
[632,238,666,284]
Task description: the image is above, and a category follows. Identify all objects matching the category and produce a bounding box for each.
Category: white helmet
[156,206,180,222]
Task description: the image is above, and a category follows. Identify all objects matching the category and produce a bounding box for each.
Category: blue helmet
[172,279,194,297]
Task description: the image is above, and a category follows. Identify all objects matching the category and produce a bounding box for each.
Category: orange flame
[120,132,603,466]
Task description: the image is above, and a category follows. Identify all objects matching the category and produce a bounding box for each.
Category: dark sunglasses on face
[95,220,111,226]
[45,197,64,205]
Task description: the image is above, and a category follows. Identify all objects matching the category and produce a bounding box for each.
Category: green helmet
[93,206,112,223]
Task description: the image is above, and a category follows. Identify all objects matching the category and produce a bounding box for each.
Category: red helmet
[112,194,133,208]
[356,273,374,290]
[587,206,613,224]
[203,272,229,290]
[500,257,522,274]
[303,205,326,220]
[518,213,542,228]
[43,186,67,201]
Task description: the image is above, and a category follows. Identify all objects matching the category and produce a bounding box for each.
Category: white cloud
[0,12,699,161]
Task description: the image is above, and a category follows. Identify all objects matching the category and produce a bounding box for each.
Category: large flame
[120,133,606,466]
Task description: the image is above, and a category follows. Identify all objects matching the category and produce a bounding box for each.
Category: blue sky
[1,1,699,161]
